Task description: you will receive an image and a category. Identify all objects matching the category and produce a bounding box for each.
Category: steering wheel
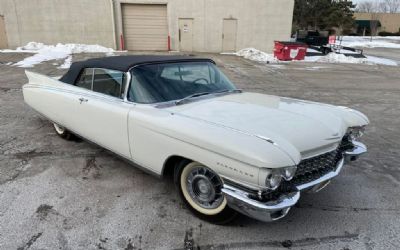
[192,78,209,84]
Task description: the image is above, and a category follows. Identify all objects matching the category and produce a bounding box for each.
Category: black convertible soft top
[59,55,215,85]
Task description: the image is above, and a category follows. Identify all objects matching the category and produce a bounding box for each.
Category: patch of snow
[306,48,321,53]
[340,36,400,49]
[304,52,397,66]
[1,42,115,68]
[365,55,398,66]
[220,52,238,55]
[380,36,400,41]
[233,48,279,63]
[269,64,286,69]
[58,55,72,69]
[304,53,368,64]
[229,47,397,66]
[304,66,330,71]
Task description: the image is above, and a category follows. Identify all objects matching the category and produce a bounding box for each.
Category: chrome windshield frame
[123,61,239,107]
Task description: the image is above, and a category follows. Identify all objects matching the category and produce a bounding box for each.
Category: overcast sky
[352,0,380,3]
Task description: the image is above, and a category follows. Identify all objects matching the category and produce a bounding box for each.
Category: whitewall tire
[175,160,237,224]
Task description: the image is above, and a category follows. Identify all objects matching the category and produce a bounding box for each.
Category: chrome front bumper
[222,142,367,222]
[344,141,367,162]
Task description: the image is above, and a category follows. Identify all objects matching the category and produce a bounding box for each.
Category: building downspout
[12,0,21,47]
[109,0,117,50]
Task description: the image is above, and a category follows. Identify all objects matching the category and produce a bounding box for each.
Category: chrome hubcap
[186,166,224,209]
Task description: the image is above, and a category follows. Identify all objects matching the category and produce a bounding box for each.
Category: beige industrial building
[0,0,294,52]
[354,12,400,34]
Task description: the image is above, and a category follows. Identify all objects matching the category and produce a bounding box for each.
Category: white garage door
[122,4,168,51]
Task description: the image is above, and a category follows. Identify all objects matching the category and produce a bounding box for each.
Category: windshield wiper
[174,89,242,106]
[215,89,243,94]
[175,92,212,105]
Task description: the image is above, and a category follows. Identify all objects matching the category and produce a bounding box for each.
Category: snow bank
[230,47,397,66]
[1,42,115,68]
[305,53,397,66]
[365,55,398,66]
[304,53,368,64]
[58,55,72,69]
[341,36,400,49]
[230,48,279,63]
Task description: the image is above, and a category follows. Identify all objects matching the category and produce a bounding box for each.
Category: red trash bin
[274,41,308,61]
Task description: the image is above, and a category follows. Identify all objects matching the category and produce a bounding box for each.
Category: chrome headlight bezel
[264,169,282,190]
[261,166,297,190]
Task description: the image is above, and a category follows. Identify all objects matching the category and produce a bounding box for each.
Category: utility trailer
[294,30,364,57]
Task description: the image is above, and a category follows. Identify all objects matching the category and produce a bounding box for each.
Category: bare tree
[384,0,400,13]
[356,1,376,12]
[356,1,381,38]
[379,1,389,12]
[369,13,380,38]
[356,0,400,13]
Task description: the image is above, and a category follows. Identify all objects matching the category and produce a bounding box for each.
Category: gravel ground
[0,50,400,250]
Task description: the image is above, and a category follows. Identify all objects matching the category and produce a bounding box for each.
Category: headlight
[265,170,282,190]
[261,166,297,190]
[347,126,366,140]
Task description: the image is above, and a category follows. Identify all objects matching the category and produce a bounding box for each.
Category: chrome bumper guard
[222,185,300,222]
[222,141,367,222]
[344,141,367,162]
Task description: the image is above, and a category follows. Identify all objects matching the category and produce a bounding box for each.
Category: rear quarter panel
[23,71,81,130]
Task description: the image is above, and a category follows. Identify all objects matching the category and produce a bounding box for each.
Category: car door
[71,68,132,159]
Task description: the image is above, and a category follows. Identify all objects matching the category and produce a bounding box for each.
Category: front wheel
[53,123,73,140]
[175,161,237,224]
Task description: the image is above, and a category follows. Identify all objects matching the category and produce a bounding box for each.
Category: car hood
[166,92,369,161]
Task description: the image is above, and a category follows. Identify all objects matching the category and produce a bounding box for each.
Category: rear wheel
[175,161,237,224]
[53,123,73,140]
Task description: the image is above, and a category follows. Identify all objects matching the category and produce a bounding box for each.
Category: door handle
[79,97,88,104]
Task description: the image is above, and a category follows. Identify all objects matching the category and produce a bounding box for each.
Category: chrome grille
[260,137,352,201]
[290,147,343,186]
[273,139,350,195]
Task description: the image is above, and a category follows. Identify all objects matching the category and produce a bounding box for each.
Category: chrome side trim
[24,84,126,105]
[221,175,263,192]
[222,184,300,222]
[296,158,345,191]
[172,112,298,165]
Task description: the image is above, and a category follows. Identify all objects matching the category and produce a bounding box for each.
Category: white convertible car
[23,55,368,223]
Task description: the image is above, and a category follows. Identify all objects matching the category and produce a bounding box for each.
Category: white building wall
[0,0,294,52]
[0,0,116,49]
[115,0,294,53]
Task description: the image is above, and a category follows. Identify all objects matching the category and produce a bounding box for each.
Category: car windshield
[127,61,237,104]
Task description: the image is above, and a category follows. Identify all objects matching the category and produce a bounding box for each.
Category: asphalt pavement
[1,50,399,249]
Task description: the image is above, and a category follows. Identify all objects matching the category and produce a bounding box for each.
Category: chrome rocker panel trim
[222,141,367,222]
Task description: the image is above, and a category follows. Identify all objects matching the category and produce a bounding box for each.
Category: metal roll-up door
[122,4,168,51]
